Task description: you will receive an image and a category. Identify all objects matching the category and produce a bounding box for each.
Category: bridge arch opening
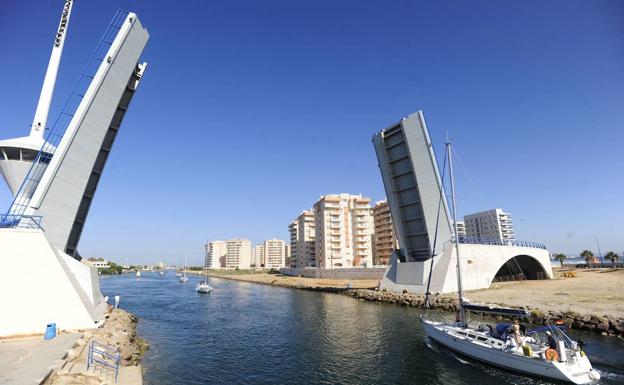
[493,255,548,282]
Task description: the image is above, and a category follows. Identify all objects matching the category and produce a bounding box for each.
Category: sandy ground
[466,268,624,319]
[204,272,380,290]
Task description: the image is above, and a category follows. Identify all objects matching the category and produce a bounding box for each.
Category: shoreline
[42,308,147,385]
[191,269,624,338]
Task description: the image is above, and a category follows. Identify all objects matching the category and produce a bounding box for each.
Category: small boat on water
[196,282,212,293]
[196,256,212,293]
[421,140,600,384]
[135,270,141,277]
[179,254,189,282]
[159,271,165,276]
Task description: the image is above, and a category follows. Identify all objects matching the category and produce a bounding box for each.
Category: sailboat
[421,140,600,384]
[179,254,189,282]
[196,256,213,293]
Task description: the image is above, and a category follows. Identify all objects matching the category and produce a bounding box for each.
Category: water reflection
[100,273,624,385]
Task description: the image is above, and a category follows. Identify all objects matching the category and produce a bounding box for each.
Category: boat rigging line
[423,142,448,310]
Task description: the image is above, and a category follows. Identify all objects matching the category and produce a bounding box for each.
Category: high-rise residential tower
[225,239,252,269]
[295,210,316,268]
[464,209,515,242]
[206,240,227,269]
[263,239,286,269]
[288,220,298,267]
[285,245,291,267]
[314,193,373,268]
[372,199,398,265]
[253,244,264,267]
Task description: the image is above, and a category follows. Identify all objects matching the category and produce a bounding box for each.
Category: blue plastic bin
[44,323,56,340]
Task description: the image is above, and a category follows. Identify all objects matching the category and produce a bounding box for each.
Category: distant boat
[159,271,165,276]
[196,256,212,293]
[135,270,141,277]
[179,254,189,282]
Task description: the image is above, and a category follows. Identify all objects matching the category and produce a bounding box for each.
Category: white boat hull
[422,319,599,384]
[196,283,212,293]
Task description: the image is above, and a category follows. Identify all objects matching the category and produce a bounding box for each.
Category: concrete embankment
[201,270,624,338]
[43,309,148,385]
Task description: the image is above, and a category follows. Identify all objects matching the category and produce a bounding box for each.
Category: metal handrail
[458,236,546,250]
[0,214,43,229]
[87,339,121,382]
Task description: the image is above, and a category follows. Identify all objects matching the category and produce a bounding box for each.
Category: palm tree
[554,253,567,268]
[580,250,594,268]
[604,251,619,268]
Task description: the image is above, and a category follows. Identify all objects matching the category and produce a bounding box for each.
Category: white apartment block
[464,209,515,242]
[263,239,286,269]
[288,220,298,267]
[225,239,252,269]
[314,193,373,268]
[253,244,264,267]
[205,240,228,269]
[295,210,316,268]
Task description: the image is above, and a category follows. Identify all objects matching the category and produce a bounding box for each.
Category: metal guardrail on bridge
[0,214,43,229]
[459,236,547,250]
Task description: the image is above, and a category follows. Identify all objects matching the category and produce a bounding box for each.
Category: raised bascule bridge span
[372,111,552,294]
[0,4,149,337]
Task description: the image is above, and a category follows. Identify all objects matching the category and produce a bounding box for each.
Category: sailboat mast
[447,140,466,326]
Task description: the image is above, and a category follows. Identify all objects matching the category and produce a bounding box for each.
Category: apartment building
[295,210,316,268]
[205,240,227,269]
[464,209,515,242]
[372,199,398,265]
[253,244,264,267]
[288,220,298,267]
[454,221,466,240]
[264,239,286,269]
[314,193,373,268]
[285,245,292,267]
[225,239,252,269]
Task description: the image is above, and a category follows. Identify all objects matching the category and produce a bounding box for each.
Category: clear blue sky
[1,0,622,265]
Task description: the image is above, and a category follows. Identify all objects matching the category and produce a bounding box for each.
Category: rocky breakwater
[345,289,624,338]
[43,309,148,385]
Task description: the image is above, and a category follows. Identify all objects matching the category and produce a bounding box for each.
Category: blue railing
[2,10,130,226]
[87,339,121,382]
[0,214,43,229]
[459,236,546,250]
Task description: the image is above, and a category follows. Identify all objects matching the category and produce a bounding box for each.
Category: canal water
[101,273,624,385]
